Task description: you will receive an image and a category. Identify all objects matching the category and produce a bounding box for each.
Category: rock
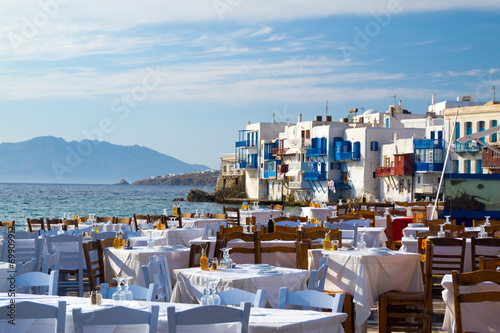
[187,188,215,202]
[173,198,185,201]
[115,179,129,185]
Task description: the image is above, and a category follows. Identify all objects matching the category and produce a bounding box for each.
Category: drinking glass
[195,210,200,219]
[485,216,491,226]
[146,230,155,249]
[112,277,124,301]
[220,248,233,269]
[121,276,133,301]
[444,216,451,224]
[357,232,366,252]
[200,280,212,305]
[201,209,205,218]
[207,281,221,305]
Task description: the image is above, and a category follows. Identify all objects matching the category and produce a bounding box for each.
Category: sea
[0,183,301,230]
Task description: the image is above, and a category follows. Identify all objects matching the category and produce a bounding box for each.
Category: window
[465,160,471,174]
[455,122,461,141]
[370,141,379,151]
[417,176,421,184]
[479,121,486,142]
[466,122,472,135]
[453,160,459,173]
[491,120,498,143]
[306,130,310,139]
[476,160,482,174]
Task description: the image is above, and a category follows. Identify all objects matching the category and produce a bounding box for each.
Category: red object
[386,216,413,242]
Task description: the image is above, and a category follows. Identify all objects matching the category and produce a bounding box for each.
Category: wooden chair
[349,202,362,213]
[479,256,500,270]
[46,218,62,231]
[219,225,244,235]
[452,269,500,333]
[473,219,500,227]
[274,216,295,223]
[425,218,456,227]
[299,228,342,249]
[82,240,108,292]
[429,223,464,238]
[0,221,14,228]
[166,303,250,333]
[115,217,132,226]
[141,255,172,302]
[271,204,284,210]
[62,219,79,231]
[213,238,228,261]
[259,233,299,268]
[180,213,194,218]
[222,206,241,227]
[288,215,308,222]
[378,242,433,333]
[413,211,426,224]
[245,216,257,232]
[274,225,298,234]
[471,237,500,271]
[133,214,148,231]
[337,214,357,220]
[389,209,406,217]
[394,201,408,207]
[73,305,159,333]
[0,301,66,333]
[336,203,350,215]
[212,213,227,219]
[148,214,162,224]
[27,218,46,232]
[97,216,115,223]
[220,231,261,264]
[188,243,211,268]
[485,225,500,237]
[162,215,182,228]
[356,211,376,227]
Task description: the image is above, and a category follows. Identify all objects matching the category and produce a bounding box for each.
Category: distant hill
[0,136,210,184]
[132,170,220,186]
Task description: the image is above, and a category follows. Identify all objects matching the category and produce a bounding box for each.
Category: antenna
[273,109,275,123]
[325,100,328,116]
[492,86,496,101]
[390,94,396,106]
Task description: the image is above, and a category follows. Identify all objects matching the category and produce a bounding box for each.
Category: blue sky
[1,1,499,170]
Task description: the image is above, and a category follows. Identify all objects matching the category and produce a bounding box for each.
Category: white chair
[15,258,36,275]
[1,230,43,269]
[45,234,84,297]
[125,230,140,238]
[139,223,152,230]
[278,287,345,313]
[40,229,74,236]
[342,219,369,228]
[100,282,158,301]
[326,222,358,247]
[74,227,92,235]
[92,231,116,241]
[41,251,62,274]
[216,288,267,308]
[0,300,66,333]
[72,305,159,333]
[308,263,328,292]
[204,221,227,237]
[141,255,172,302]
[16,270,59,295]
[167,302,251,333]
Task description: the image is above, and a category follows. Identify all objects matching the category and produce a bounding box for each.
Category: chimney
[298,113,302,122]
[315,115,322,121]
[325,115,332,122]
[431,93,436,105]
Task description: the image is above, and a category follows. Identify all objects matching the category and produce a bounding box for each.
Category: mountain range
[0,136,210,184]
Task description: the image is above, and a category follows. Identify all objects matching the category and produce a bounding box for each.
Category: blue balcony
[235,161,246,169]
[235,140,247,148]
[306,147,327,157]
[264,152,275,160]
[414,139,444,149]
[334,141,360,161]
[304,171,327,181]
[263,170,278,179]
[333,179,351,190]
[455,141,481,153]
[415,162,444,172]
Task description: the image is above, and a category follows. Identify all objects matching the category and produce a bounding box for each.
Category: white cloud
[250,26,273,37]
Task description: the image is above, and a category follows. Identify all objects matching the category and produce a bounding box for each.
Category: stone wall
[213,174,246,202]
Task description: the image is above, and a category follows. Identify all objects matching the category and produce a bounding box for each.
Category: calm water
[0,183,301,230]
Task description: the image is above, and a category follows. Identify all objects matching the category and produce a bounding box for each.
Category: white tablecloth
[172,266,309,309]
[128,236,169,247]
[0,293,346,333]
[358,227,387,248]
[441,274,500,332]
[189,236,298,268]
[309,248,423,332]
[104,246,190,286]
[182,218,227,229]
[140,229,205,247]
[300,207,336,221]
[239,209,283,225]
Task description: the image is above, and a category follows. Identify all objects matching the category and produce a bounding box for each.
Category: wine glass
[121,276,133,301]
[438,224,446,238]
[169,217,176,229]
[444,216,451,224]
[357,232,366,252]
[207,280,221,305]
[220,248,233,269]
[200,280,212,305]
[485,216,491,226]
[331,210,338,218]
[201,209,205,218]
[384,207,390,216]
[146,230,155,249]
[112,277,124,301]
[163,209,167,216]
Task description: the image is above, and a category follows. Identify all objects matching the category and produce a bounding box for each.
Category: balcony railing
[289,181,310,189]
[375,167,394,177]
[306,147,327,157]
[235,140,247,148]
[288,162,310,171]
[272,148,289,155]
[264,152,275,160]
[415,162,444,172]
[264,170,278,179]
[304,171,327,181]
[454,141,481,153]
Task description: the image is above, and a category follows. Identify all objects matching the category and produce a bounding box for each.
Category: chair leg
[324,291,354,333]
[379,294,388,333]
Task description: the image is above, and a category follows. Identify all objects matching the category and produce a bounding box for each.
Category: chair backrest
[426,237,465,275]
[0,300,66,333]
[479,256,500,270]
[167,302,251,333]
[274,224,298,233]
[261,231,296,241]
[473,219,500,227]
[92,231,116,241]
[425,218,452,227]
[73,305,159,333]
[1,231,42,268]
[217,288,267,308]
[100,282,158,301]
[97,216,115,223]
[41,251,62,274]
[162,215,183,228]
[16,258,36,275]
[429,223,464,238]
[275,220,300,228]
[45,233,84,297]
[222,206,241,226]
[356,211,375,227]
[327,222,358,247]
[308,263,328,292]
[180,213,194,218]
[134,214,149,231]
[220,231,261,264]
[82,240,105,292]
[485,225,500,238]
[278,287,345,312]
[188,243,211,268]
[141,255,172,302]
[389,209,406,216]
[342,219,369,227]
[471,237,500,271]
[17,270,59,295]
[27,218,46,232]
[61,219,79,231]
[452,270,500,333]
[213,238,228,260]
[204,221,227,237]
[46,218,62,231]
[271,204,283,210]
[116,217,132,225]
[212,213,227,219]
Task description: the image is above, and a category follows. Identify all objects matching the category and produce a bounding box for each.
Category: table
[190,236,299,267]
[300,207,336,221]
[140,228,205,247]
[239,209,283,225]
[171,265,310,309]
[441,274,500,332]
[0,293,346,333]
[128,236,169,247]
[309,248,423,332]
[104,246,190,286]
[182,218,226,229]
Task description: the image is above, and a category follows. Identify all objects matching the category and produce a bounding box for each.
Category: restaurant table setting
[309,247,423,332]
[171,264,310,308]
[140,228,205,247]
[181,218,227,229]
[0,292,346,333]
[127,235,169,247]
[300,206,336,221]
[440,273,500,332]
[239,208,283,225]
[104,245,190,286]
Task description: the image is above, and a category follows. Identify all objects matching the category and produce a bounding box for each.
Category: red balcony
[482,146,500,169]
[272,148,289,155]
[375,167,394,177]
